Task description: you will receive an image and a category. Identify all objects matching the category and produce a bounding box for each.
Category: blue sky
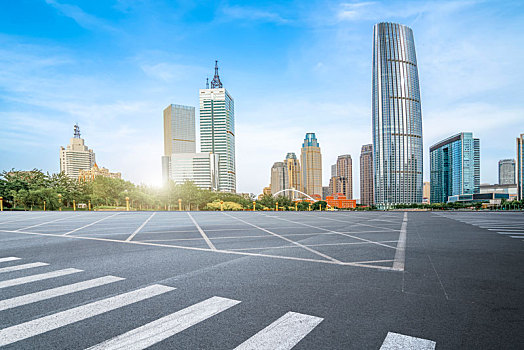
[0,0,523,196]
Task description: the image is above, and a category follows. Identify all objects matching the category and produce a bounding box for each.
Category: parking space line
[187,212,216,250]
[0,262,49,274]
[126,213,156,241]
[227,240,400,251]
[222,213,342,263]
[0,213,58,225]
[380,332,436,349]
[14,214,89,232]
[302,213,402,233]
[392,212,407,271]
[63,213,122,236]
[0,268,83,289]
[0,257,21,263]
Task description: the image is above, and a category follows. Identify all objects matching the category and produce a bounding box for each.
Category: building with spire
[199,61,236,192]
[301,133,322,197]
[284,152,301,199]
[360,144,374,206]
[59,124,96,179]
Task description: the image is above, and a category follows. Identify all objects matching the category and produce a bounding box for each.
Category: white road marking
[392,212,408,271]
[63,213,122,236]
[510,236,524,239]
[0,284,174,347]
[234,311,323,350]
[0,275,124,311]
[187,212,216,250]
[125,212,156,241]
[14,214,89,232]
[0,257,20,263]
[0,262,48,274]
[488,228,524,231]
[227,240,400,251]
[497,232,524,235]
[379,332,436,349]
[0,268,83,289]
[223,213,342,263]
[0,213,56,226]
[87,296,240,350]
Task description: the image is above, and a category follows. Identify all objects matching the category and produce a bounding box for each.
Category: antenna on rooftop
[73,124,81,138]
[210,60,223,88]
[206,77,209,89]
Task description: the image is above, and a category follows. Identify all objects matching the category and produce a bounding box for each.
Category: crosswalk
[438,213,524,242]
[0,257,436,349]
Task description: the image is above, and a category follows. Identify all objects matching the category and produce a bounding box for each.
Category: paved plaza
[0,211,522,349]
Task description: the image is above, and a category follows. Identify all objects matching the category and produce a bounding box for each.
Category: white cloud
[220,5,290,24]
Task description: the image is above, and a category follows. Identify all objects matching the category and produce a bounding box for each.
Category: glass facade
[498,159,516,185]
[300,133,322,197]
[517,134,524,200]
[430,132,480,203]
[372,23,423,206]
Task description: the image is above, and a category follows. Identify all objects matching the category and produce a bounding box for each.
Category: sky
[0,0,523,197]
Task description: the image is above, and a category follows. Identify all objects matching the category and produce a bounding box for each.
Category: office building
[518,134,524,200]
[480,183,518,202]
[270,162,287,195]
[423,181,430,203]
[430,132,480,203]
[199,61,236,192]
[336,155,353,199]
[78,163,121,182]
[169,153,218,190]
[284,152,302,199]
[372,22,423,206]
[359,144,374,206]
[301,133,322,197]
[60,124,96,179]
[498,159,516,185]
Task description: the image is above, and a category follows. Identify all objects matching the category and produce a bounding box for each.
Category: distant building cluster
[59,124,120,182]
[162,62,235,192]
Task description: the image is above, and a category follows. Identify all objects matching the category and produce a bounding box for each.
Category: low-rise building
[78,164,121,182]
[325,193,356,209]
[479,183,518,201]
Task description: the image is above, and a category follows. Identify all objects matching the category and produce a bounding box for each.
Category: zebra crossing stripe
[0,284,174,347]
[0,257,20,263]
[380,332,435,349]
[234,311,323,350]
[87,296,240,350]
[0,262,48,274]
[0,268,83,289]
[0,275,124,311]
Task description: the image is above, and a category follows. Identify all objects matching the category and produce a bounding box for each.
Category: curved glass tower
[372,22,423,206]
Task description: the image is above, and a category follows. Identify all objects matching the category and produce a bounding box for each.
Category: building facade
[372,22,423,207]
[199,62,236,192]
[78,163,121,182]
[480,183,518,202]
[498,159,516,185]
[359,144,374,206]
[284,152,302,199]
[169,153,218,190]
[270,161,287,195]
[518,134,524,200]
[336,155,353,199]
[300,133,322,197]
[423,181,430,203]
[163,104,196,155]
[60,125,96,179]
[430,132,480,203]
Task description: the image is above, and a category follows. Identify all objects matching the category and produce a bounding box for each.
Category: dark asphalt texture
[0,211,523,349]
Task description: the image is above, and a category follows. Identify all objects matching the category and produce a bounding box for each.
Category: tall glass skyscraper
[372,22,423,206]
[300,133,322,197]
[430,132,480,203]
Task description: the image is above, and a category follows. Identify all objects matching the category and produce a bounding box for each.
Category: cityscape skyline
[1,1,523,197]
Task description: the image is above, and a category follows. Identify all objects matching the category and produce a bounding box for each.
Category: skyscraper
[300,133,322,197]
[336,155,353,199]
[270,162,287,195]
[430,132,480,203]
[284,152,301,199]
[372,22,423,207]
[59,124,96,179]
[199,61,236,192]
[498,159,516,185]
[360,144,374,206]
[517,134,524,200]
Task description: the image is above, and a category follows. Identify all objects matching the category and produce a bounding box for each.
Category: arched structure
[272,189,318,202]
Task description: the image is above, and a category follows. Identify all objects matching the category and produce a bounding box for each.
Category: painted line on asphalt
[0,262,48,274]
[510,235,524,239]
[234,311,323,350]
[392,212,408,271]
[0,284,175,347]
[14,215,81,232]
[0,213,58,226]
[0,257,21,263]
[87,296,240,350]
[125,212,156,241]
[227,240,400,251]
[187,212,216,250]
[379,332,436,350]
[223,213,342,263]
[0,268,83,289]
[302,213,402,233]
[497,232,524,235]
[0,275,124,311]
[63,212,122,236]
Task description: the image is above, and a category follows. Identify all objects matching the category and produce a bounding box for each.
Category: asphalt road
[0,210,523,349]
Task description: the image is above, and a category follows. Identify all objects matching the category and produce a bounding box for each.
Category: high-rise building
[284,152,301,199]
[336,155,353,199]
[331,164,337,177]
[372,22,423,207]
[270,162,287,195]
[498,159,516,185]
[199,61,236,192]
[359,144,374,206]
[300,133,322,197]
[59,124,96,179]
[430,132,480,203]
[517,134,524,200]
[322,186,330,200]
[423,181,430,203]
[168,153,218,190]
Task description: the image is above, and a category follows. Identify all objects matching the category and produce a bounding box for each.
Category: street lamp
[58,194,62,211]
[125,197,130,211]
